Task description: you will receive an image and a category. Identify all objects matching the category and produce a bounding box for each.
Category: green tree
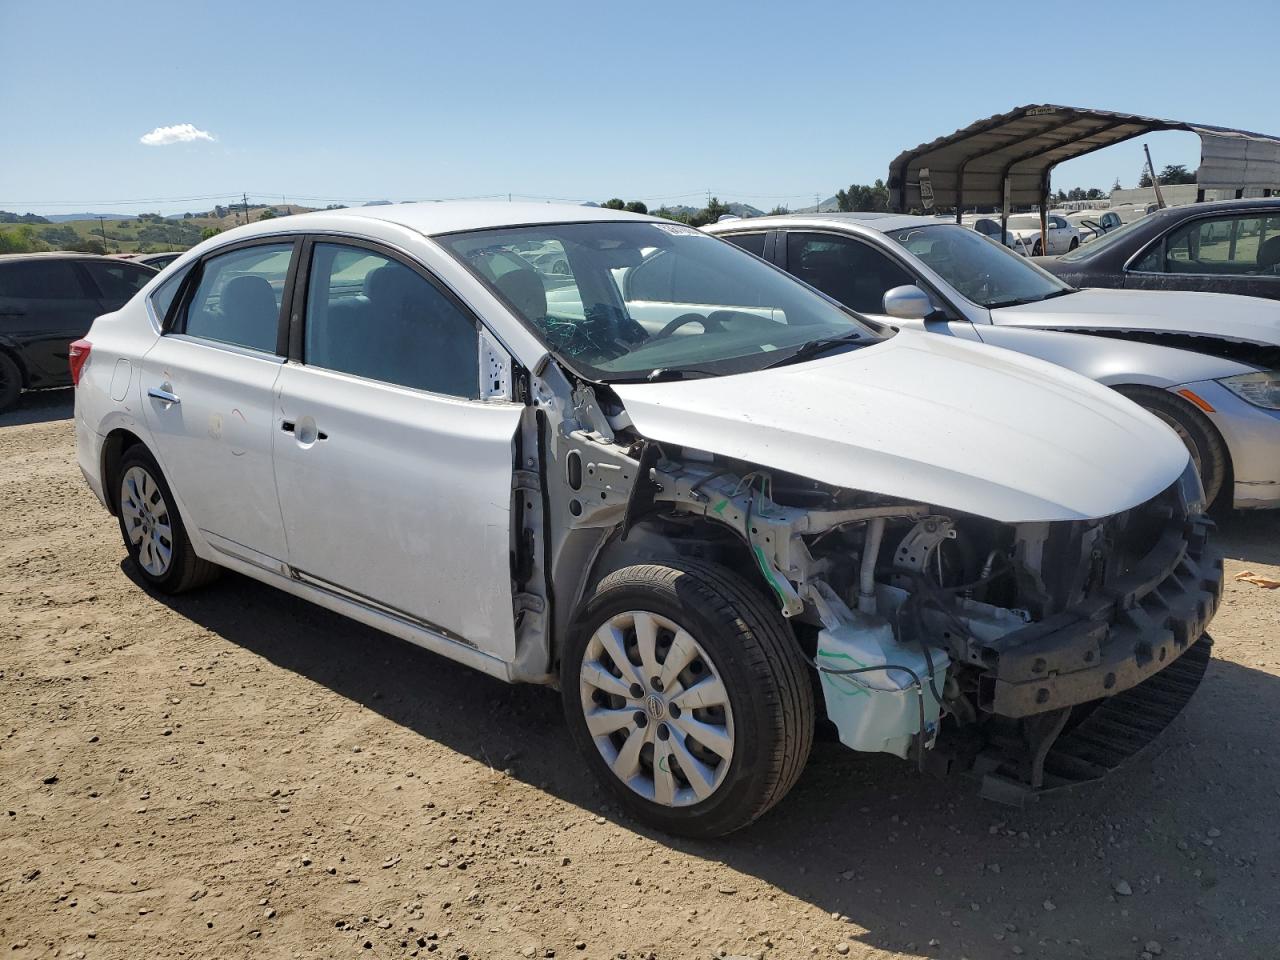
[651,206,691,224]
[768,205,789,215]
[1138,167,1153,188]
[601,198,627,210]
[688,197,731,228]
[624,200,648,215]
[834,178,890,213]
[257,208,278,221]
[200,226,222,241]
[1158,163,1196,185]
[1111,178,1122,193]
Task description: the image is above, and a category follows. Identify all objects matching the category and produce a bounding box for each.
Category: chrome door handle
[147,386,180,405]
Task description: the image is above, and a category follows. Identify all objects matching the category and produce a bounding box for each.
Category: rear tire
[0,352,21,412]
[1116,385,1228,506]
[115,446,219,594]
[561,560,815,838]
[1068,237,1079,251]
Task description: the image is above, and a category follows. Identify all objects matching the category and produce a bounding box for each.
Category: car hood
[613,331,1188,523]
[991,287,1280,346]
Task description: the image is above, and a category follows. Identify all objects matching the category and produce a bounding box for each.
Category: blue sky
[1,0,1274,215]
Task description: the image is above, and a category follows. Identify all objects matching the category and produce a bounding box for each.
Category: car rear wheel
[115,446,219,593]
[561,560,814,838]
[1117,385,1228,506]
[1068,237,1079,251]
[0,352,21,412]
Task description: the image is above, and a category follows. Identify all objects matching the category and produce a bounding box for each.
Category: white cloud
[139,123,216,146]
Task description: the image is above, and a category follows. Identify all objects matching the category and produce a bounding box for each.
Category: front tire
[0,352,21,412]
[115,446,219,593]
[561,561,814,837]
[1068,237,1079,251]
[1117,385,1229,506]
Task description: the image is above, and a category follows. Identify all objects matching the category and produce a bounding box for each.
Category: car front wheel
[1117,385,1228,507]
[115,446,219,593]
[0,352,21,412]
[561,560,814,838]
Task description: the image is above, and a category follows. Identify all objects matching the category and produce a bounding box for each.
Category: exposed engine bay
[511,370,1224,801]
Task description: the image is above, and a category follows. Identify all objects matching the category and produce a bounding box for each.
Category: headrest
[494,267,547,321]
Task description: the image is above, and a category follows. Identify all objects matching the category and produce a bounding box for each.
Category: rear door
[273,238,523,660]
[79,259,155,312]
[139,238,298,566]
[0,258,102,385]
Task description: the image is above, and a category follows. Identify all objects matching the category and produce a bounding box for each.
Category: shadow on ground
[0,388,74,428]
[131,538,1278,959]
[1215,509,1280,566]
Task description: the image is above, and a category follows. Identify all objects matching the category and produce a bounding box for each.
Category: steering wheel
[652,312,724,340]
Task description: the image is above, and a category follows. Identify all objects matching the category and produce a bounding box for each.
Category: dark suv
[0,253,156,411]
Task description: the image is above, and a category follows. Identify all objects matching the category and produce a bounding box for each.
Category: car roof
[0,251,144,264]
[215,201,658,242]
[705,211,941,235]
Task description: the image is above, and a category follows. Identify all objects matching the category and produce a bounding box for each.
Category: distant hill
[661,202,767,218]
[43,212,137,223]
[792,196,841,214]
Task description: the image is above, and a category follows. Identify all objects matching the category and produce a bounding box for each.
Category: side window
[182,243,292,353]
[1161,216,1280,273]
[722,233,767,257]
[82,261,153,302]
[0,260,90,299]
[785,233,914,314]
[1050,217,1068,230]
[149,263,194,323]
[304,243,479,399]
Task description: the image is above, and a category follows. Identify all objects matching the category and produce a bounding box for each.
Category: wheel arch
[100,427,150,516]
[1112,382,1233,506]
[0,341,29,388]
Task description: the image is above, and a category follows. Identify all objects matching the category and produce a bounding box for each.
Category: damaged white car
[72,203,1222,837]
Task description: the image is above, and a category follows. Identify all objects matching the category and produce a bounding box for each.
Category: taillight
[68,339,92,386]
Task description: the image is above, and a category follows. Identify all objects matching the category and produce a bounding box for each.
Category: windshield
[1058,214,1152,262]
[888,224,1073,308]
[438,221,882,381]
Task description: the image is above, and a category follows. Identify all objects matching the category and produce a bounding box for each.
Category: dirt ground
[2,390,1277,960]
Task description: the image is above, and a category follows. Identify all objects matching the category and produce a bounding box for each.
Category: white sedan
[707,212,1280,510]
[72,202,1219,836]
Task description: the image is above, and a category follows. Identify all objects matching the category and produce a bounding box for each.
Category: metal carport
[887,104,1280,242]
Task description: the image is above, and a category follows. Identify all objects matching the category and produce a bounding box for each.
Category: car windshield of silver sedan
[889,224,1075,308]
[438,221,882,381]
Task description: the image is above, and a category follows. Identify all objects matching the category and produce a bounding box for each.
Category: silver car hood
[613,330,1188,524]
[992,288,1280,346]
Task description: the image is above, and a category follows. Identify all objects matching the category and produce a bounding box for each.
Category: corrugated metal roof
[887,105,1280,212]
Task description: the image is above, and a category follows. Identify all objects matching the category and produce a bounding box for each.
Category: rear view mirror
[882,284,933,320]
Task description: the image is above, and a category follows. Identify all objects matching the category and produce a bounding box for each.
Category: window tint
[722,233,767,257]
[182,244,292,353]
[1162,215,1280,273]
[785,233,913,314]
[304,243,479,398]
[0,259,88,299]
[82,260,153,302]
[149,263,193,323]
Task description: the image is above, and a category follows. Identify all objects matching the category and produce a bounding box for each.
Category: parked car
[705,213,1280,510]
[1037,198,1280,302]
[135,251,183,270]
[74,203,1220,837]
[971,217,1030,253]
[1002,213,1081,255]
[0,252,156,410]
[1067,209,1124,242]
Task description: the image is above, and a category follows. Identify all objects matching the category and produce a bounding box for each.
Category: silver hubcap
[120,466,173,577]
[579,610,735,808]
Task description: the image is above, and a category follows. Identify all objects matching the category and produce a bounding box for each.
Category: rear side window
[149,264,194,323]
[786,233,913,314]
[82,261,153,301]
[0,260,89,299]
[181,244,293,353]
[303,243,479,398]
[722,233,767,257]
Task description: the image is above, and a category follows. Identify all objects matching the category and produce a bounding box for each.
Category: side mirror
[882,284,933,320]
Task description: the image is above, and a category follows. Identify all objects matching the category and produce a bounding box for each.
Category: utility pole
[97,216,108,250]
[1143,144,1166,209]
[243,192,250,223]
[814,193,820,212]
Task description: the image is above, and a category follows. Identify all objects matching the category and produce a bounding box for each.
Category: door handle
[280,420,295,433]
[147,386,180,405]
[282,418,327,442]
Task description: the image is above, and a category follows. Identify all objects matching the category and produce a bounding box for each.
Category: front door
[0,257,103,385]
[140,239,297,565]
[273,240,523,659]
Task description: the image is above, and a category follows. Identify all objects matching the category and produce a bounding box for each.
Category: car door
[272,238,523,661]
[778,231,980,338]
[0,258,103,385]
[1125,212,1280,299]
[139,238,298,566]
[79,258,156,312]
[1048,216,1071,254]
